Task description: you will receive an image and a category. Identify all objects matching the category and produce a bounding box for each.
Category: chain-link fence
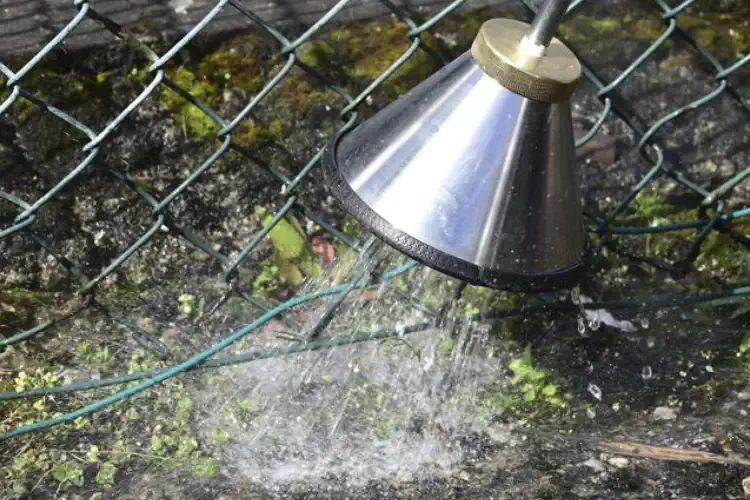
[1,0,749,450]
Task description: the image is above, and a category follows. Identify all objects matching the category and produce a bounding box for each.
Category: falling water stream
[185,245,517,488]
[114,243,750,498]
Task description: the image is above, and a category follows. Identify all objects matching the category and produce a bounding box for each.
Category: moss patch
[161,66,220,138]
[559,15,671,50]
[297,17,443,103]
[478,347,571,421]
[197,33,270,96]
[557,6,750,64]
[0,352,224,498]
[0,287,52,331]
[676,6,750,61]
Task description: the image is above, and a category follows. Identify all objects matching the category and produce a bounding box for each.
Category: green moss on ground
[559,15,671,50]
[558,6,750,63]
[197,33,270,96]
[0,351,225,498]
[294,8,501,105]
[297,17,439,100]
[606,188,750,285]
[161,66,221,138]
[0,52,117,127]
[0,288,52,331]
[478,347,572,422]
[694,220,750,284]
[676,7,750,60]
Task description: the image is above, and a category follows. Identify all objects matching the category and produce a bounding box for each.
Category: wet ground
[2,1,750,498]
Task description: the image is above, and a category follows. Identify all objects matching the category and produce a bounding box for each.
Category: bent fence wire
[1,0,749,440]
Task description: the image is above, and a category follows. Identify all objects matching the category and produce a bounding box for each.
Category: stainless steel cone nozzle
[323,4,592,293]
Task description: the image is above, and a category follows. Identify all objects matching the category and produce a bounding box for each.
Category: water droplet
[588,316,601,331]
[570,286,581,305]
[577,316,587,335]
[646,337,655,348]
[588,383,602,400]
[641,365,652,380]
[640,318,650,329]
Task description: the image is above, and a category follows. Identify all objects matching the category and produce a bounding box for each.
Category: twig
[30,468,52,495]
[595,439,750,466]
[527,430,750,467]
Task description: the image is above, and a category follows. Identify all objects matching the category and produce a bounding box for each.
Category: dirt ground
[2,0,750,499]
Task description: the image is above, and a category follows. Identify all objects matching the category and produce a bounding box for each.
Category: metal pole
[525,0,573,48]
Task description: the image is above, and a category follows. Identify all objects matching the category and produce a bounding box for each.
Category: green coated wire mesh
[1,0,749,453]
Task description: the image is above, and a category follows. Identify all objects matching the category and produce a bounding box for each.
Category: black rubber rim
[322,127,593,293]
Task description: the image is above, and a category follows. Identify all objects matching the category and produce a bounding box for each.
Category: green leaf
[176,437,199,457]
[178,294,195,317]
[193,457,221,478]
[53,461,83,486]
[111,440,133,464]
[212,429,231,444]
[237,398,254,409]
[739,334,750,355]
[256,206,308,261]
[87,445,100,463]
[277,259,305,287]
[151,435,166,453]
[175,396,193,421]
[256,206,323,286]
[531,370,546,382]
[439,337,455,353]
[522,386,538,402]
[95,462,117,486]
[542,384,558,397]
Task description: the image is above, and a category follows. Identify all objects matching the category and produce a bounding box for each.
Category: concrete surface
[0,0,514,57]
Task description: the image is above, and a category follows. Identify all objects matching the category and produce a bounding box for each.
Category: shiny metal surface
[471,18,581,103]
[334,51,586,276]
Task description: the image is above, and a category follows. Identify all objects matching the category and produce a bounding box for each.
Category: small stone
[581,458,606,472]
[743,476,750,496]
[608,457,630,469]
[588,383,603,400]
[653,406,678,421]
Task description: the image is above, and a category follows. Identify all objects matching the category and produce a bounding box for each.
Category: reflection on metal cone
[323,16,591,293]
